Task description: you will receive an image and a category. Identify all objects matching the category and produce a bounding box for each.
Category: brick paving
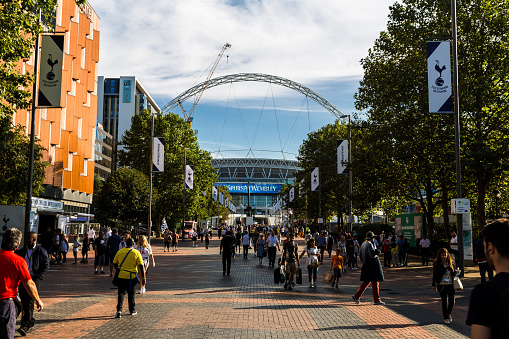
[15,237,477,338]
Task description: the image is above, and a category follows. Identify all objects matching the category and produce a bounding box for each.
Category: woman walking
[299,238,320,288]
[256,232,265,265]
[432,248,459,324]
[136,235,155,294]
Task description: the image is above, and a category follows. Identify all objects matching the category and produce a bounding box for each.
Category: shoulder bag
[112,248,133,286]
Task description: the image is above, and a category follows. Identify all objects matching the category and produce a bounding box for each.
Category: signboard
[427,41,453,113]
[311,167,319,192]
[337,139,348,174]
[185,165,193,190]
[395,213,423,247]
[123,79,131,103]
[217,183,282,194]
[451,199,470,214]
[463,213,473,261]
[212,186,217,201]
[31,197,63,210]
[38,35,64,107]
[0,205,25,246]
[152,137,164,172]
[246,216,254,225]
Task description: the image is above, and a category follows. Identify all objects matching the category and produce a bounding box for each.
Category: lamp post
[340,114,352,233]
[313,150,322,231]
[182,148,190,237]
[148,112,156,244]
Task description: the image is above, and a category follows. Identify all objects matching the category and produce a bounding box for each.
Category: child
[81,236,89,263]
[330,248,343,289]
[72,236,80,264]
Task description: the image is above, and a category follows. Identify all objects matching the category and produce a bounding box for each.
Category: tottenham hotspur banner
[427,41,453,113]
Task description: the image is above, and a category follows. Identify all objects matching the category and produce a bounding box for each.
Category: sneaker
[448,316,453,323]
[352,295,360,305]
[336,284,339,289]
[374,301,386,305]
[444,319,451,324]
[288,285,293,290]
[309,283,313,288]
[130,311,137,316]
[100,271,106,274]
[17,327,28,336]
[115,312,121,318]
[94,271,99,275]
[284,283,288,289]
[353,267,359,270]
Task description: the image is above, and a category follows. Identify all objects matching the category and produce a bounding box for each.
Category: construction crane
[178,42,231,126]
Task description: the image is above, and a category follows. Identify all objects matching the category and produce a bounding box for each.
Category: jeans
[0,298,16,339]
[19,278,40,330]
[437,284,455,319]
[307,266,317,283]
[243,245,249,258]
[117,278,137,313]
[354,281,381,302]
[318,246,325,263]
[421,247,430,265]
[478,262,493,283]
[222,254,231,274]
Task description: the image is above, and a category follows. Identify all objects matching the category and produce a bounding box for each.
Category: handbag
[262,249,267,257]
[296,268,303,284]
[322,272,333,284]
[453,276,463,290]
[112,248,133,286]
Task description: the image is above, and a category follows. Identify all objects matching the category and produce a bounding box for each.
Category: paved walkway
[17,237,478,338]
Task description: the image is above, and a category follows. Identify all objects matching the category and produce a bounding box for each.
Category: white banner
[38,35,64,107]
[185,165,193,189]
[225,197,229,211]
[161,217,168,233]
[289,187,295,202]
[463,213,473,261]
[212,186,217,201]
[337,139,348,174]
[299,179,304,197]
[153,137,164,172]
[219,192,223,205]
[311,167,319,192]
[427,41,453,113]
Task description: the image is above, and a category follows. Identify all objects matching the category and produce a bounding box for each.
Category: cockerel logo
[46,54,59,81]
[435,60,446,86]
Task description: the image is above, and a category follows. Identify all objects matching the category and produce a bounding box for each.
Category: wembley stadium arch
[164,73,341,227]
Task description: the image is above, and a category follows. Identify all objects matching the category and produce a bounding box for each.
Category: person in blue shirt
[316,233,327,263]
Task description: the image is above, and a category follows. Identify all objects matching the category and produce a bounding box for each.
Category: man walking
[14,232,50,336]
[220,231,234,275]
[419,235,431,266]
[267,231,280,267]
[88,226,95,251]
[0,228,44,339]
[281,233,300,290]
[106,228,122,277]
[242,231,250,259]
[466,219,509,338]
[352,231,385,305]
[113,238,145,318]
[316,232,326,263]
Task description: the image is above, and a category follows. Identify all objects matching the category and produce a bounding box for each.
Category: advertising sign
[217,183,282,194]
[185,165,193,190]
[395,213,423,247]
[289,187,295,203]
[451,199,470,214]
[152,137,164,172]
[337,139,348,174]
[427,41,453,113]
[123,79,131,103]
[38,35,64,107]
[311,167,319,192]
[212,186,217,201]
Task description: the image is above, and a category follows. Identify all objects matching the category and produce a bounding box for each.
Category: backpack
[486,281,509,337]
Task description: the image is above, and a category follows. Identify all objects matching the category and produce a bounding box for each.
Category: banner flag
[225,197,229,211]
[219,192,223,206]
[337,139,348,174]
[427,41,453,113]
[212,186,217,201]
[289,187,295,202]
[185,165,194,189]
[311,167,319,192]
[38,35,65,107]
[299,179,304,197]
[152,137,164,172]
[161,217,168,233]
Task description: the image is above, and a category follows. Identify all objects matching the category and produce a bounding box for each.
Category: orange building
[13,0,100,230]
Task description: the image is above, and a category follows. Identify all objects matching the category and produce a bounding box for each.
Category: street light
[340,114,353,233]
[148,111,161,244]
[182,147,190,237]
[313,150,322,231]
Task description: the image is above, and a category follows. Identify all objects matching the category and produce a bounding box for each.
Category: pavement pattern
[15,236,478,338]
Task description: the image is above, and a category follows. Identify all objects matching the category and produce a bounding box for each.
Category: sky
[91,0,397,160]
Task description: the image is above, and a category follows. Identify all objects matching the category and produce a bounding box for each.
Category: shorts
[94,254,105,267]
[284,262,297,274]
[109,253,116,263]
[333,268,342,277]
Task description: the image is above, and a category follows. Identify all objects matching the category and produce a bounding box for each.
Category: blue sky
[92,0,396,160]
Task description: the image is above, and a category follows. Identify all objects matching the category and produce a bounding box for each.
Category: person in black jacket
[432,248,458,324]
[220,231,234,275]
[15,231,50,336]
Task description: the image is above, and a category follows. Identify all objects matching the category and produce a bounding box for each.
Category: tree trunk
[477,171,487,233]
[424,182,435,238]
[441,182,450,239]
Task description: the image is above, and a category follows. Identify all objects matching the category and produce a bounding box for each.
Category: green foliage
[93,168,151,229]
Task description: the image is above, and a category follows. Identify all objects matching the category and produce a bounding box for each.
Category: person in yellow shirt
[113,238,145,318]
[330,248,344,289]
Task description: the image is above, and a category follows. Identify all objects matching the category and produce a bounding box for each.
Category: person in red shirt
[0,228,43,339]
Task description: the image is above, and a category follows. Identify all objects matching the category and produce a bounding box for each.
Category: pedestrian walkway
[17,237,476,338]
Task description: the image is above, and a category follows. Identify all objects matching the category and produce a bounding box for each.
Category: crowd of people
[1,220,508,338]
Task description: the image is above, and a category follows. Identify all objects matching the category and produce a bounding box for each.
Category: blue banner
[217,183,282,194]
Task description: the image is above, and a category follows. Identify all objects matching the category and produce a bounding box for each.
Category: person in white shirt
[72,237,80,264]
[105,227,111,240]
[449,232,458,262]
[87,227,95,251]
[419,235,432,265]
[242,231,250,259]
[136,235,155,294]
[267,231,280,267]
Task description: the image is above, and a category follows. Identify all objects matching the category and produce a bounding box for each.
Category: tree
[117,110,220,230]
[93,168,151,229]
[0,1,56,205]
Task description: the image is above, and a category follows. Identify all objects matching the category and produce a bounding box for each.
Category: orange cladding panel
[63,170,71,189]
